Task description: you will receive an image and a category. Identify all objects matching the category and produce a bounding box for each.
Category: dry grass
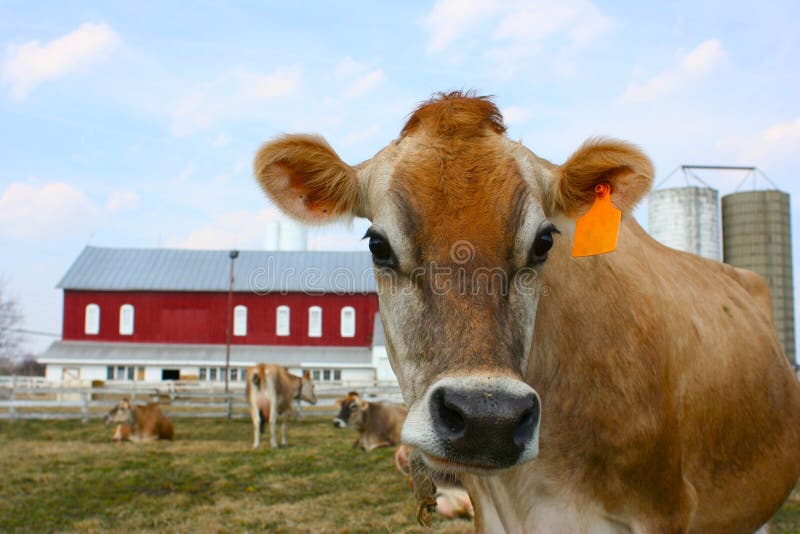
[1,417,798,533]
[0,417,471,533]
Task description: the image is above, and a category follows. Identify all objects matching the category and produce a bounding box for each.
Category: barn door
[62,367,80,381]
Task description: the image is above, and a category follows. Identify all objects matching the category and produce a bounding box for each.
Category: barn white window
[119,304,134,335]
[308,306,322,337]
[276,305,290,336]
[233,305,247,336]
[85,304,100,335]
[340,306,356,337]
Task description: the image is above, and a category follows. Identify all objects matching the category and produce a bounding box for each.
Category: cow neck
[291,375,302,401]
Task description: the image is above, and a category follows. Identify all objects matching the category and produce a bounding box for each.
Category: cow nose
[430,385,540,467]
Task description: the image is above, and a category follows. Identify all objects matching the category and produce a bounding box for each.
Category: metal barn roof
[58,246,376,293]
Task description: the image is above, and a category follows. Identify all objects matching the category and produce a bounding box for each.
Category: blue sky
[1,1,799,353]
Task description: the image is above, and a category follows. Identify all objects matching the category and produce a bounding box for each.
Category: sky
[1,1,799,354]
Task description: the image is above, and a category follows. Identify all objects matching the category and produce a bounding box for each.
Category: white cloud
[423,0,498,53]
[502,106,533,127]
[335,57,368,80]
[340,124,380,147]
[2,22,119,100]
[343,68,384,98]
[211,133,232,147]
[176,208,284,250]
[620,39,727,104]
[717,116,800,167]
[0,181,99,239]
[422,0,613,56]
[106,189,140,213]
[170,65,301,135]
[237,67,301,99]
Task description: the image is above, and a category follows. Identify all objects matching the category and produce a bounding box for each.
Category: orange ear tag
[571,183,621,258]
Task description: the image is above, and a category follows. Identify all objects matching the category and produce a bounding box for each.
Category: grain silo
[722,190,795,364]
[648,186,721,261]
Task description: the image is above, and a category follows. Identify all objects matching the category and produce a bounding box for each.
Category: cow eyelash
[363,227,398,269]
[528,224,559,266]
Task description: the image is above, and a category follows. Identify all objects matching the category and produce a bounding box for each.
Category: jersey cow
[105,399,174,442]
[246,364,317,449]
[253,92,800,532]
[333,391,408,451]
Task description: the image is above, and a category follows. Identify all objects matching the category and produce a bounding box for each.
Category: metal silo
[648,186,721,261]
[722,190,795,364]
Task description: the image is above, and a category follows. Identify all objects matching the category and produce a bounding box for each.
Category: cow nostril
[436,393,466,436]
[513,409,536,447]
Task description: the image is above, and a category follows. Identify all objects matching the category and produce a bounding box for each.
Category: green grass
[0,417,470,533]
[1,417,798,533]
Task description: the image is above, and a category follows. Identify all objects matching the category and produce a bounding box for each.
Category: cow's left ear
[254,134,365,223]
[303,370,311,380]
[549,138,654,217]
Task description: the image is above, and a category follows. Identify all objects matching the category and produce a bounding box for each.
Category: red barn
[38,246,392,385]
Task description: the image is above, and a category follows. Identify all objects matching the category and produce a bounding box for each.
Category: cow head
[333,391,361,428]
[106,398,134,426]
[299,370,318,404]
[255,92,653,474]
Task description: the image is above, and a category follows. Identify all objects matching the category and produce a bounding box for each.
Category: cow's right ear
[549,138,654,217]
[254,134,365,223]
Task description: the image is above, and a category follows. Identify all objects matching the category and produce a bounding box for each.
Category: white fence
[0,376,402,422]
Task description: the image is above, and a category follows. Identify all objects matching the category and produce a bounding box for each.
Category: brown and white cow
[253,92,800,532]
[333,391,407,451]
[246,364,317,449]
[105,398,174,442]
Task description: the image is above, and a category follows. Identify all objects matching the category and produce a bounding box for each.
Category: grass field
[0,416,798,533]
[0,416,471,533]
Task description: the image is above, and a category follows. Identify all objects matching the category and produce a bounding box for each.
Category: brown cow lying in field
[246,364,317,449]
[333,391,407,451]
[394,445,473,521]
[105,398,174,442]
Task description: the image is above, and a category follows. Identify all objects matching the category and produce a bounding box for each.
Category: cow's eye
[529,224,559,265]
[364,227,396,268]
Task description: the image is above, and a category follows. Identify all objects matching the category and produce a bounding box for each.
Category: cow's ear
[303,370,311,380]
[360,400,368,410]
[549,138,654,217]
[334,399,342,408]
[255,134,364,223]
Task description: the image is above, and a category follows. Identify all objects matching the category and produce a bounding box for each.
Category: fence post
[81,391,89,423]
[9,374,17,421]
[226,393,233,421]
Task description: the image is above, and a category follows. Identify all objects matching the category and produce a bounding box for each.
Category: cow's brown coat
[106,399,174,442]
[253,91,800,533]
[246,364,316,449]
